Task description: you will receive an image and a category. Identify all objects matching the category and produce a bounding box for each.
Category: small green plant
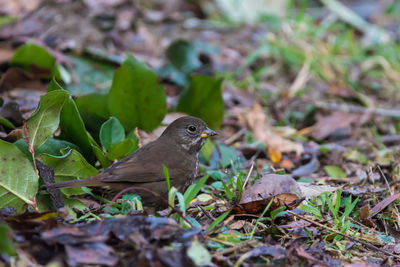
[300,189,359,243]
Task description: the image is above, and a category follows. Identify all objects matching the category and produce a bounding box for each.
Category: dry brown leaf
[368,192,400,219]
[240,103,303,155]
[231,174,302,215]
[311,111,360,140]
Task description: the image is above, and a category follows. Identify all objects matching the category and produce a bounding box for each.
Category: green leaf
[377,234,395,243]
[23,90,68,150]
[92,144,111,168]
[166,40,201,74]
[106,138,136,160]
[76,92,110,120]
[345,150,368,164]
[14,138,80,161]
[216,143,238,168]
[206,210,231,232]
[100,117,125,150]
[0,117,16,129]
[39,150,98,196]
[200,138,215,163]
[53,64,72,84]
[184,176,208,207]
[0,140,38,213]
[324,165,346,178]
[0,223,16,256]
[64,55,114,95]
[75,93,110,137]
[206,170,226,180]
[10,42,55,73]
[187,240,211,266]
[48,79,94,162]
[163,165,171,192]
[298,204,322,218]
[38,149,98,178]
[36,138,81,156]
[108,55,166,131]
[177,75,224,129]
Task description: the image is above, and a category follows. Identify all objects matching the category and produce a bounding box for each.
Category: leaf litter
[1,0,400,266]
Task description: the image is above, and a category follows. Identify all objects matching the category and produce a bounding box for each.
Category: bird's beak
[201,128,217,138]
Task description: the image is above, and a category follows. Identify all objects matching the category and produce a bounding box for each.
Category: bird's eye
[188,125,197,132]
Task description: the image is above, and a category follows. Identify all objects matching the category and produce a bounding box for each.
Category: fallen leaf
[233,174,302,215]
[240,103,303,154]
[368,193,400,219]
[311,111,360,140]
[241,174,302,203]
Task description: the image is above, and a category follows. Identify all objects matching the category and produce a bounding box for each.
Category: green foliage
[300,190,360,242]
[0,223,16,256]
[166,40,202,75]
[99,117,125,150]
[216,143,238,168]
[64,55,114,95]
[0,117,16,129]
[49,79,95,162]
[187,240,212,266]
[206,210,231,232]
[38,149,98,196]
[120,194,143,214]
[10,42,69,82]
[23,90,68,151]
[0,140,38,213]
[163,165,171,192]
[106,138,136,161]
[177,75,224,129]
[324,165,346,178]
[108,54,167,131]
[10,42,55,72]
[183,176,209,207]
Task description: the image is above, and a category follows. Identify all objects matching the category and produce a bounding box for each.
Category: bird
[46,116,217,208]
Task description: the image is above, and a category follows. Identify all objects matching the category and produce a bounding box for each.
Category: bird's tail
[46,175,104,189]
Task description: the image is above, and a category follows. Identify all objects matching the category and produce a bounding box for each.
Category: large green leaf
[76,93,110,120]
[38,150,98,196]
[64,55,115,95]
[108,55,166,131]
[39,149,98,178]
[10,42,55,71]
[48,79,94,162]
[0,140,38,213]
[22,90,68,151]
[166,40,201,74]
[177,75,224,129]
[76,92,110,137]
[15,138,81,160]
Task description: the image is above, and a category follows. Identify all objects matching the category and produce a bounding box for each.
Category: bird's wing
[100,140,170,183]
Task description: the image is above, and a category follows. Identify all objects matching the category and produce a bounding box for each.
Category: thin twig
[197,205,216,221]
[287,210,400,260]
[242,163,254,190]
[314,101,400,118]
[377,165,393,195]
[213,239,258,256]
[224,127,247,146]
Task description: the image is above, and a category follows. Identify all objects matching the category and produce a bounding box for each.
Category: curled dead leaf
[239,103,303,155]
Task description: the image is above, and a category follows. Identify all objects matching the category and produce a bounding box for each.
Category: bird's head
[161,116,217,154]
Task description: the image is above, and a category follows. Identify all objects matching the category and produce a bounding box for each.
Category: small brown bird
[47,116,216,207]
